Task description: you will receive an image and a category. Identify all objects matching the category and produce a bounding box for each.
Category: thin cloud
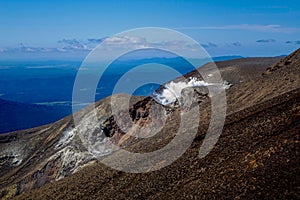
[200,42,218,48]
[286,41,300,45]
[256,39,276,43]
[174,24,300,33]
[260,6,289,9]
[87,37,108,44]
[201,42,241,48]
[1,43,55,53]
[1,36,201,55]
[104,36,147,45]
[231,42,242,47]
[58,39,89,51]
[0,42,89,54]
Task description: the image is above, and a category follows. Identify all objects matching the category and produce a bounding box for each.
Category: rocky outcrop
[0,94,144,197]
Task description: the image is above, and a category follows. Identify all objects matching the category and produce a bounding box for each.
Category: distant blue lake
[0,55,241,133]
[0,57,202,106]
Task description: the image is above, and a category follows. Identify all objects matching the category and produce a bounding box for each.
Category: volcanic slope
[1,52,299,199]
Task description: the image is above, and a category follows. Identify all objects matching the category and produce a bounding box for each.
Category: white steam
[152,77,231,106]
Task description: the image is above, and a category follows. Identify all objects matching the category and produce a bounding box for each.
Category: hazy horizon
[0,0,300,60]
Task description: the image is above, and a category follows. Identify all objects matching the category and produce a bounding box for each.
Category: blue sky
[0,0,300,60]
